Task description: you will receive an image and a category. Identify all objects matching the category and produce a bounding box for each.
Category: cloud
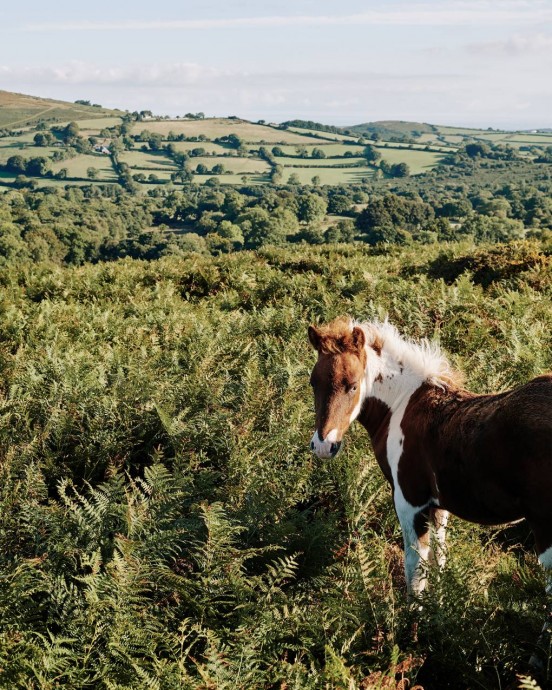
[0,62,226,86]
[0,61,464,89]
[467,32,552,57]
[22,2,552,32]
[2,58,549,129]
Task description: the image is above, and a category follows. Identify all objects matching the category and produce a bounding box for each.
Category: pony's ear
[351,326,365,353]
[308,325,322,351]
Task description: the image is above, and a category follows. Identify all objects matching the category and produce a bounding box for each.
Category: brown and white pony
[308,318,552,657]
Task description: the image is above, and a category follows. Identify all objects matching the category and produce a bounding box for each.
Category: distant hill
[0,90,123,128]
[347,120,437,140]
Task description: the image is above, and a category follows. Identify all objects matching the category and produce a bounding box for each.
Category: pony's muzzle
[310,431,342,458]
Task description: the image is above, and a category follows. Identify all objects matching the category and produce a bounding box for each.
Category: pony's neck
[356,321,459,411]
[364,347,426,412]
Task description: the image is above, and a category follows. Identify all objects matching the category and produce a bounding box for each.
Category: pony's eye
[350,384,358,393]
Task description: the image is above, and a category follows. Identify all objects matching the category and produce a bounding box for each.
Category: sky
[2,0,552,128]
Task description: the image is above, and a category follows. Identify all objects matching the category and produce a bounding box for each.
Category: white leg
[530,545,552,671]
[395,492,431,598]
[429,508,449,569]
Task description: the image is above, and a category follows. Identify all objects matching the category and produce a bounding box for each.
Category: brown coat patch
[392,377,552,552]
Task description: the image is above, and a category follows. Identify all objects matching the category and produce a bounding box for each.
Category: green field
[170,141,231,155]
[75,117,123,135]
[375,146,447,174]
[0,137,59,163]
[191,172,270,185]
[282,165,376,184]
[50,154,118,180]
[119,149,178,171]
[287,126,360,142]
[131,118,316,143]
[276,143,364,157]
[192,155,270,174]
[276,156,366,168]
[506,133,552,145]
[128,168,175,182]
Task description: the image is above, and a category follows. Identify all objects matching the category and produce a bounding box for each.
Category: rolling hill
[0,90,123,128]
[1,90,551,191]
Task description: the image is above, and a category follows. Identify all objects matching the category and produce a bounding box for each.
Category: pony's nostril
[330,441,342,456]
[310,440,315,451]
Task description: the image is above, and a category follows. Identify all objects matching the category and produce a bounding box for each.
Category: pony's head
[308,318,367,458]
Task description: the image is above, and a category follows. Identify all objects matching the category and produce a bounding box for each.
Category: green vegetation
[0,240,550,689]
[0,92,551,689]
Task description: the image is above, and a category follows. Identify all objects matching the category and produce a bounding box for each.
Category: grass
[50,154,118,180]
[131,118,317,143]
[75,117,123,135]
[191,155,271,174]
[119,149,178,171]
[0,240,549,689]
[191,172,270,185]
[0,139,59,164]
[276,143,364,157]
[276,156,366,168]
[375,146,447,174]
[128,168,175,182]
[170,141,232,155]
[287,126,361,142]
[283,165,376,184]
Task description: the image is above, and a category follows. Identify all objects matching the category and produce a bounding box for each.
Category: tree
[6,155,26,174]
[328,194,351,214]
[390,162,410,178]
[311,175,321,186]
[287,173,301,185]
[26,157,50,176]
[34,132,55,146]
[464,143,490,158]
[217,220,244,248]
[147,134,164,151]
[196,164,208,174]
[363,145,381,163]
[311,148,326,159]
[238,207,298,248]
[87,167,99,179]
[363,224,412,246]
[64,122,80,143]
[212,164,225,174]
[272,146,284,157]
[297,193,327,223]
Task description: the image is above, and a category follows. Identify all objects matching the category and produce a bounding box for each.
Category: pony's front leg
[429,508,449,569]
[530,544,552,672]
[394,495,431,599]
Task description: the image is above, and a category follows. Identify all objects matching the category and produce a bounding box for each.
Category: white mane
[357,320,461,389]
